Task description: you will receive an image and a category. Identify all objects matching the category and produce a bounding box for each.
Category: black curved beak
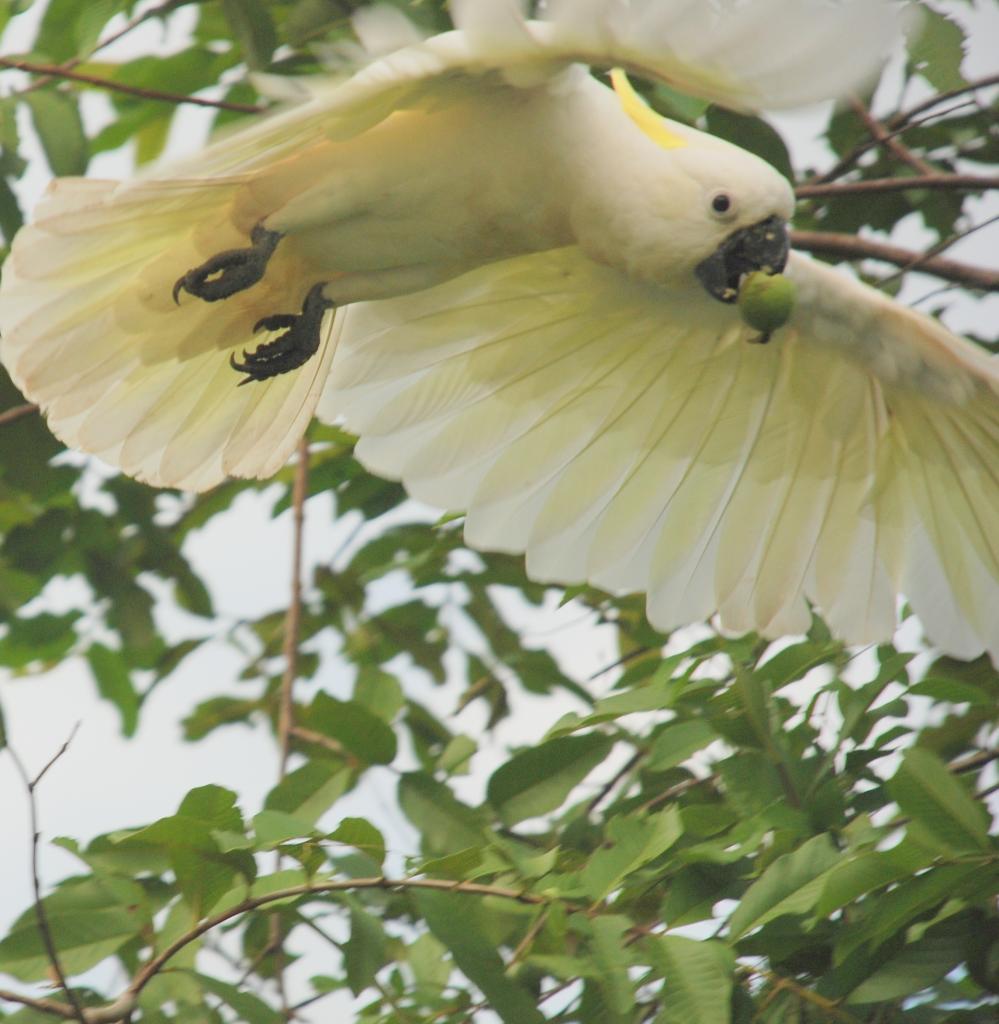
[694,215,790,303]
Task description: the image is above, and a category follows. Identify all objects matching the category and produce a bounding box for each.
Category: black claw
[173,223,282,304]
[230,283,335,384]
[253,313,297,334]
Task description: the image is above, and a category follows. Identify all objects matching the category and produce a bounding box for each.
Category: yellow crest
[610,69,688,151]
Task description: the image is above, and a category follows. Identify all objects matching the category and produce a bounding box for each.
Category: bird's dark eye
[711,192,732,215]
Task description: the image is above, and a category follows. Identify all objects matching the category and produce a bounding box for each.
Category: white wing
[0,0,905,490]
[322,248,999,662]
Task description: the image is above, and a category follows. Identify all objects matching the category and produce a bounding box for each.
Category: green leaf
[728,834,841,940]
[304,693,397,765]
[221,0,277,69]
[706,108,793,181]
[264,760,350,826]
[179,785,243,831]
[345,905,387,995]
[649,935,734,1024]
[86,643,139,736]
[487,733,614,825]
[0,878,145,981]
[398,772,486,856]
[845,929,965,1005]
[252,809,316,846]
[889,747,990,854]
[908,9,967,92]
[577,916,635,1021]
[581,807,684,900]
[0,610,80,668]
[191,972,284,1023]
[815,842,935,918]
[23,91,88,176]
[328,817,386,868]
[417,891,546,1024]
[833,863,982,963]
[647,720,715,771]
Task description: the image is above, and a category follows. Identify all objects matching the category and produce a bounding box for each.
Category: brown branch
[0,56,262,113]
[750,968,865,1024]
[587,749,645,815]
[796,174,997,200]
[638,774,714,815]
[790,230,999,292]
[288,724,359,766]
[887,72,999,131]
[278,437,309,777]
[0,990,136,1024]
[848,97,935,176]
[950,748,999,775]
[0,402,39,427]
[7,727,86,1024]
[814,74,999,185]
[15,0,188,96]
[128,876,551,999]
[268,437,311,1017]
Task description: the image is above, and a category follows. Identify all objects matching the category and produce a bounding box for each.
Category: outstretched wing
[0,0,904,490]
[322,248,999,662]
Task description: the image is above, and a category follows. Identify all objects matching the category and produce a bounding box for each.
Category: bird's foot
[230,283,334,384]
[173,223,282,303]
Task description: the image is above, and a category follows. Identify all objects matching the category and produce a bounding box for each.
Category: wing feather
[326,247,999,661]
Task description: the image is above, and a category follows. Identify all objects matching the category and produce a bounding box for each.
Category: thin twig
[0,56,263,113]
[950,748,999,775]
[0,990,135,1024]
[638,774,714,815]
[587,749,645,815]
[813,73,999,186]
[0,403,39,427]
[278,436,309,776]
[887,72,999,131]
[269,437,310,1018]
[509,908,551,966]
[288,724,358,765]
[796,173,997,199]
[749,968,865,1024]
[790,230,999,292]
[847,97,936,176]
[7,727,86,1024]
[15,0,188,96]
[128,876,552,999]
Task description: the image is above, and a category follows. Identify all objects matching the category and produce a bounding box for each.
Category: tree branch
[7,727,86,1024]
[790,230,999,292]
[0,990,136,1024]
[264,437,311,1017]
[847,97,935,176]
[278,437,309,776]
[796,174,997,200]
[0,56,262,114]
[289,724,358,766]
[0,403,39,427]
[128,876,551,999]
[15,0,188,96]
[887,72,999,131]
[813,73,999,185]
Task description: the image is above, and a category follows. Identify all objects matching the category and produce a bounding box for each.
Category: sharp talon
[253,313,297,334]
[230,283,334,385]
[172,223,282,303]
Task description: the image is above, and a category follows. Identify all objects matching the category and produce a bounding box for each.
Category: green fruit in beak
[738,271,796,343]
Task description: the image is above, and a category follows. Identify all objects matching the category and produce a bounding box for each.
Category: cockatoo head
[655,133,795,303]
[608,71,795,301]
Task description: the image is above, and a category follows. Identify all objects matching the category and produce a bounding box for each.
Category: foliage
[0,2,997,1022]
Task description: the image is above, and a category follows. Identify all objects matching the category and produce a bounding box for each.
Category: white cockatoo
[1,0,997,662]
